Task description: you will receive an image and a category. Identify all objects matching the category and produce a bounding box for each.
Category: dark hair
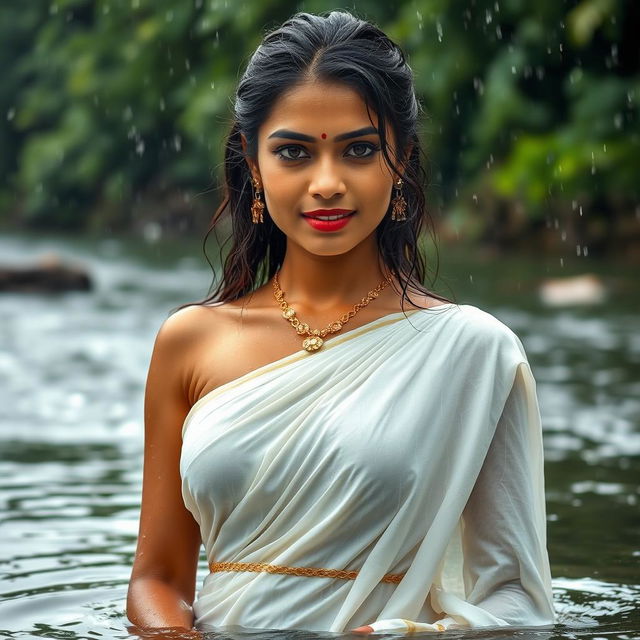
[182,10,448,310]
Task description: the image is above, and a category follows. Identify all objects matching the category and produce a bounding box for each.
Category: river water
[0,233,638,639]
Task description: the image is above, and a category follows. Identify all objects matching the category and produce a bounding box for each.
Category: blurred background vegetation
[1,0,638,257]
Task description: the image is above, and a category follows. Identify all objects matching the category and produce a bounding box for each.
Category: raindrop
[49,3,58,14]
[173,135,182,152]
[572,200,578,211]
[136,139,145,156]
[6,107,15,121]
[579,206,583,217]
[560,258,564,267]
[469,274,474,284]
[160,98,166,112]
[436,21,443,42]
[485,9,492,24]
[614,113,623,129]
[103,4,110,15]
[123,105,133,121]
[211,80,215,90]
[584,246,589,257]
[603,143,607,153]
[554,218,559,229]
[494,1,500,12]
[561,231,566,242]
[511,65,517,74]
[496,25,502,39]
[472,194,478,204]
[576,244,581,256]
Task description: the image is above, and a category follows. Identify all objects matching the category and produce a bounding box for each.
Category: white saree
[180,304,555,633]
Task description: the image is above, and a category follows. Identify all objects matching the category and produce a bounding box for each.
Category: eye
[274,145,310,161]
[345,142,379,159]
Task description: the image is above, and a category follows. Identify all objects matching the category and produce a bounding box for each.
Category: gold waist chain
[209,561,405,584]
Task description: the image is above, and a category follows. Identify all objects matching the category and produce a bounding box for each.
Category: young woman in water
[127,11,554,634]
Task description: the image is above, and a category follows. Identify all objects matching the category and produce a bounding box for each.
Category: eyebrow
[267,126,379,143]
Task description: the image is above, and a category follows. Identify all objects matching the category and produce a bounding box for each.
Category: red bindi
[321,133,327,139]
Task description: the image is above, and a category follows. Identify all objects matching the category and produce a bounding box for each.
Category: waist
[209,561,405,584]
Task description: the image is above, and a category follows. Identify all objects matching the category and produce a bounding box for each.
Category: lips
[302,208,355,221]
[301,209,356,232]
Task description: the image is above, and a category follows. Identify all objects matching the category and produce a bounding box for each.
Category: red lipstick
[301,209,356,232]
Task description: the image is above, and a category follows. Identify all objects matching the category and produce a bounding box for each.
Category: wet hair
[184,10,447,308]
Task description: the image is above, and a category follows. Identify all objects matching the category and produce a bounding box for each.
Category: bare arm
[127,310,203,630]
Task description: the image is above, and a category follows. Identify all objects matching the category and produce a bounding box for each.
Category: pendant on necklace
[302,336,324,352]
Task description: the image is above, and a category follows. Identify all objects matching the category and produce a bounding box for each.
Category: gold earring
[391,178,407,222]
[251,177,264,224]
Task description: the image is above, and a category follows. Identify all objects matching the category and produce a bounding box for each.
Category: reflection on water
[0,234,638,639]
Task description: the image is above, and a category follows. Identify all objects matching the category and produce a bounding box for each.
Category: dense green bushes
[1,0,638,251]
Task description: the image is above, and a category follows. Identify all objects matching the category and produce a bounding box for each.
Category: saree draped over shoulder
[180,304,555,633]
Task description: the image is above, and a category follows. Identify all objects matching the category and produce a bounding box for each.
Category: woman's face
[245,81,401,258]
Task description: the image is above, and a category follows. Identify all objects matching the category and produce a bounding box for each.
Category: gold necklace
[272,270,390,352]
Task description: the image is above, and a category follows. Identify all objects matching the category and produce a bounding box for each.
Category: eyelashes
[274,142,380,162]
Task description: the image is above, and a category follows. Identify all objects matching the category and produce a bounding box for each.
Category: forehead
[260,81,379,135]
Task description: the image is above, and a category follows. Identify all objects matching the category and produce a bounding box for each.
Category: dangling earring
[251,177,264,224]
[391,178,407,221]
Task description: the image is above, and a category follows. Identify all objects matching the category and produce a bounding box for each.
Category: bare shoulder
[155,302,235,347]
[156,304,202,343]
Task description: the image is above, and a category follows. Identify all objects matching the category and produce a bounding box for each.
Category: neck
[275,240,390,312]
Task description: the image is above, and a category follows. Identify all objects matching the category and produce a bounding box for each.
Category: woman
[127,11,555,635]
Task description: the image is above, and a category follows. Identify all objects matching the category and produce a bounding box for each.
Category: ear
[399,143,413,174]
[240,133,261,186]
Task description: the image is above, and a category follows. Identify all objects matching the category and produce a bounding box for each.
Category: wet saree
[180,304,555,633]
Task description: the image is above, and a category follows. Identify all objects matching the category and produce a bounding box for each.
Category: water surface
[0,233,637,639]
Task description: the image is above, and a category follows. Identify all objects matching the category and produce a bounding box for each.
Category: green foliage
[0,0,638,241]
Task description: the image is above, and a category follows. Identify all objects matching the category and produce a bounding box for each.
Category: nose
[308,156,346,200]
